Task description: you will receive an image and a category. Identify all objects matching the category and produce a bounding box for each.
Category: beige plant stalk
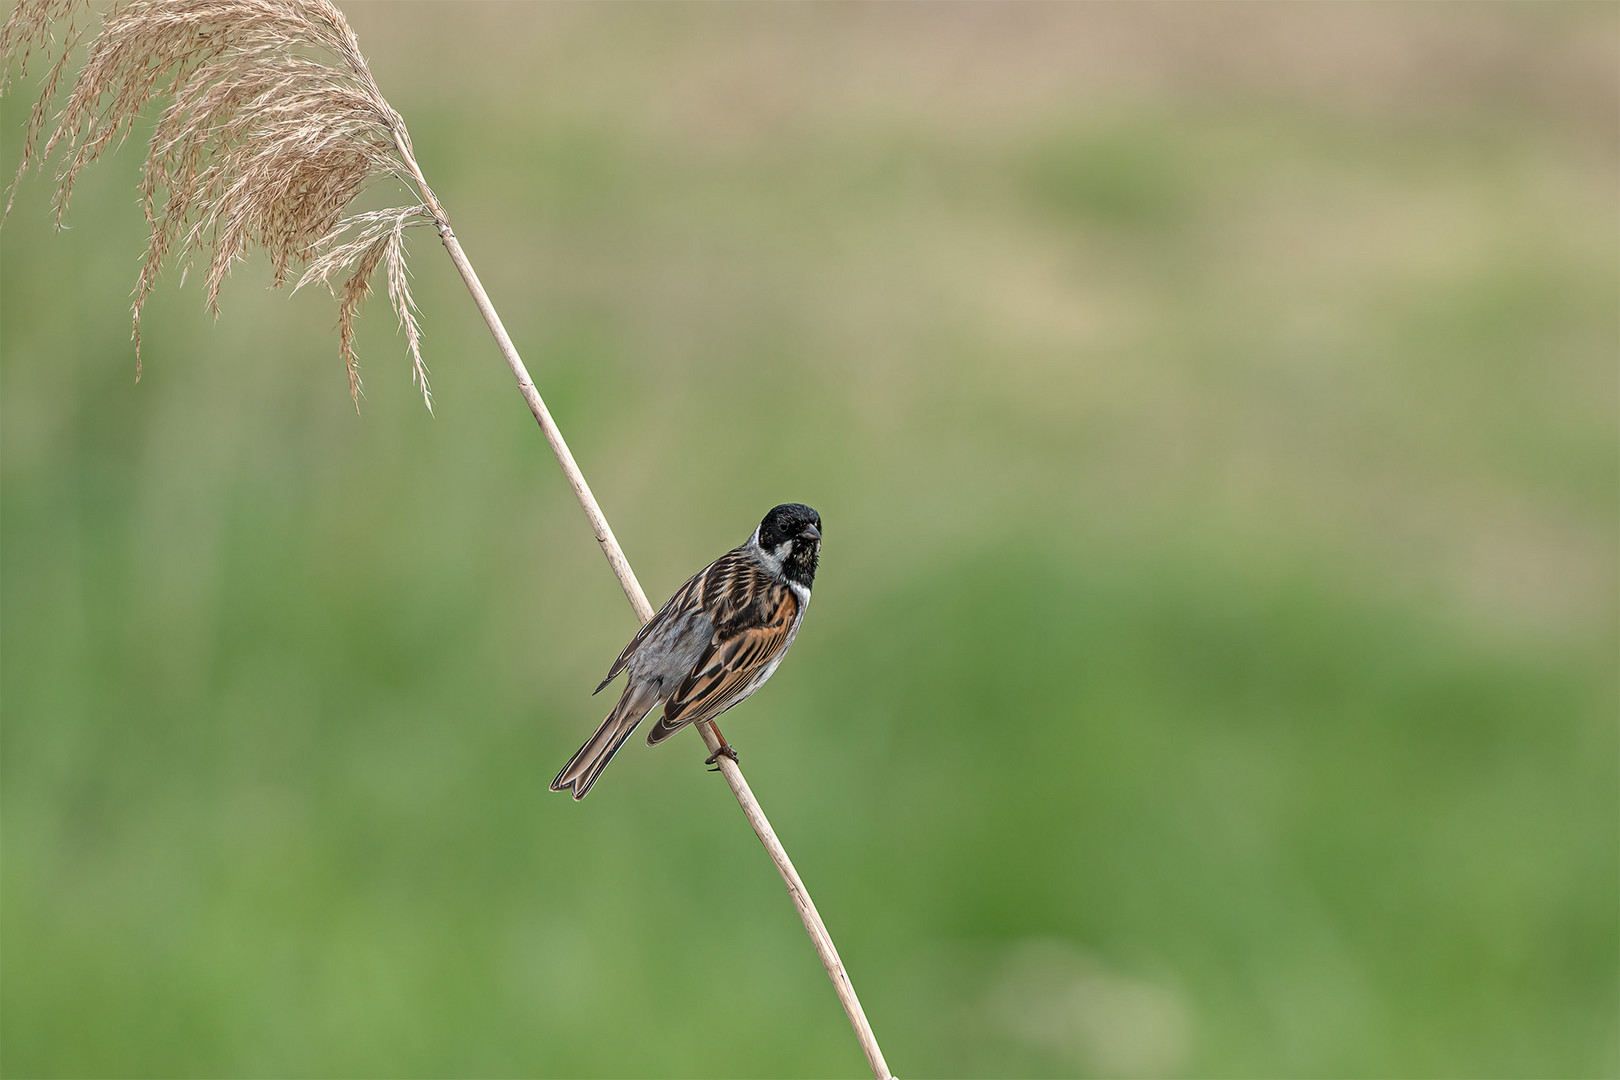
[0,2,893,1077]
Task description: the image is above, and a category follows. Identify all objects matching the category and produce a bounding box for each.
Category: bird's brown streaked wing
[648,581,799,741]
[699,546,788,633]
[593,563,711,694]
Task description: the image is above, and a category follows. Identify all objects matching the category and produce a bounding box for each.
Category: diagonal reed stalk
[0,2,893,1077]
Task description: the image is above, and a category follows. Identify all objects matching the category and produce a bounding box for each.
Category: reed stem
[406,152,894,1080]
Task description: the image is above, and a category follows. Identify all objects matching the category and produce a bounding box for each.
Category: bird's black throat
[782,541,818,590]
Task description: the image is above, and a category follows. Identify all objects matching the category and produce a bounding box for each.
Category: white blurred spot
[984,938,1192,1076]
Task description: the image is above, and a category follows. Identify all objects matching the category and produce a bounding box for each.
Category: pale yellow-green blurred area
[3,3,1616,1077]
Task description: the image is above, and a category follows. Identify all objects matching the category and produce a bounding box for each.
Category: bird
[550,503,823,800]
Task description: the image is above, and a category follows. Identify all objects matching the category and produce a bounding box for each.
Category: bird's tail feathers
[550,683,661,800]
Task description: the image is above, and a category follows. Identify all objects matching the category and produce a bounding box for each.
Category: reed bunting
[551,503,822,800]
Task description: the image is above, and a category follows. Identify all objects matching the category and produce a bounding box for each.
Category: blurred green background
[3,3,1616,1077]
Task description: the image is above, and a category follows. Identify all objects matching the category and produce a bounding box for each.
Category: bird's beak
[801,524,821,542]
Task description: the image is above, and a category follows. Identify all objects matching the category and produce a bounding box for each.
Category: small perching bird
[552,503,822,800]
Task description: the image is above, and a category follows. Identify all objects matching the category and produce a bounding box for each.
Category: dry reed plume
[1,3,894,1076]
[2,0,431,404]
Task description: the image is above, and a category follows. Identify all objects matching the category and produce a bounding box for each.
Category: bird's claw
[704,743,740,769]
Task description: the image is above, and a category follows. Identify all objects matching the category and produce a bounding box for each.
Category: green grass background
[3,3,1616,1076]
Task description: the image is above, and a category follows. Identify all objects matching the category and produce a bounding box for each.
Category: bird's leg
[704,724,740,769]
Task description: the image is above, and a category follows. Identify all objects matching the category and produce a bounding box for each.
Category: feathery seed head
[2,0,439,408]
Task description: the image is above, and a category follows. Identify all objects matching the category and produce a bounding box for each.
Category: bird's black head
[755,503,821,588]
